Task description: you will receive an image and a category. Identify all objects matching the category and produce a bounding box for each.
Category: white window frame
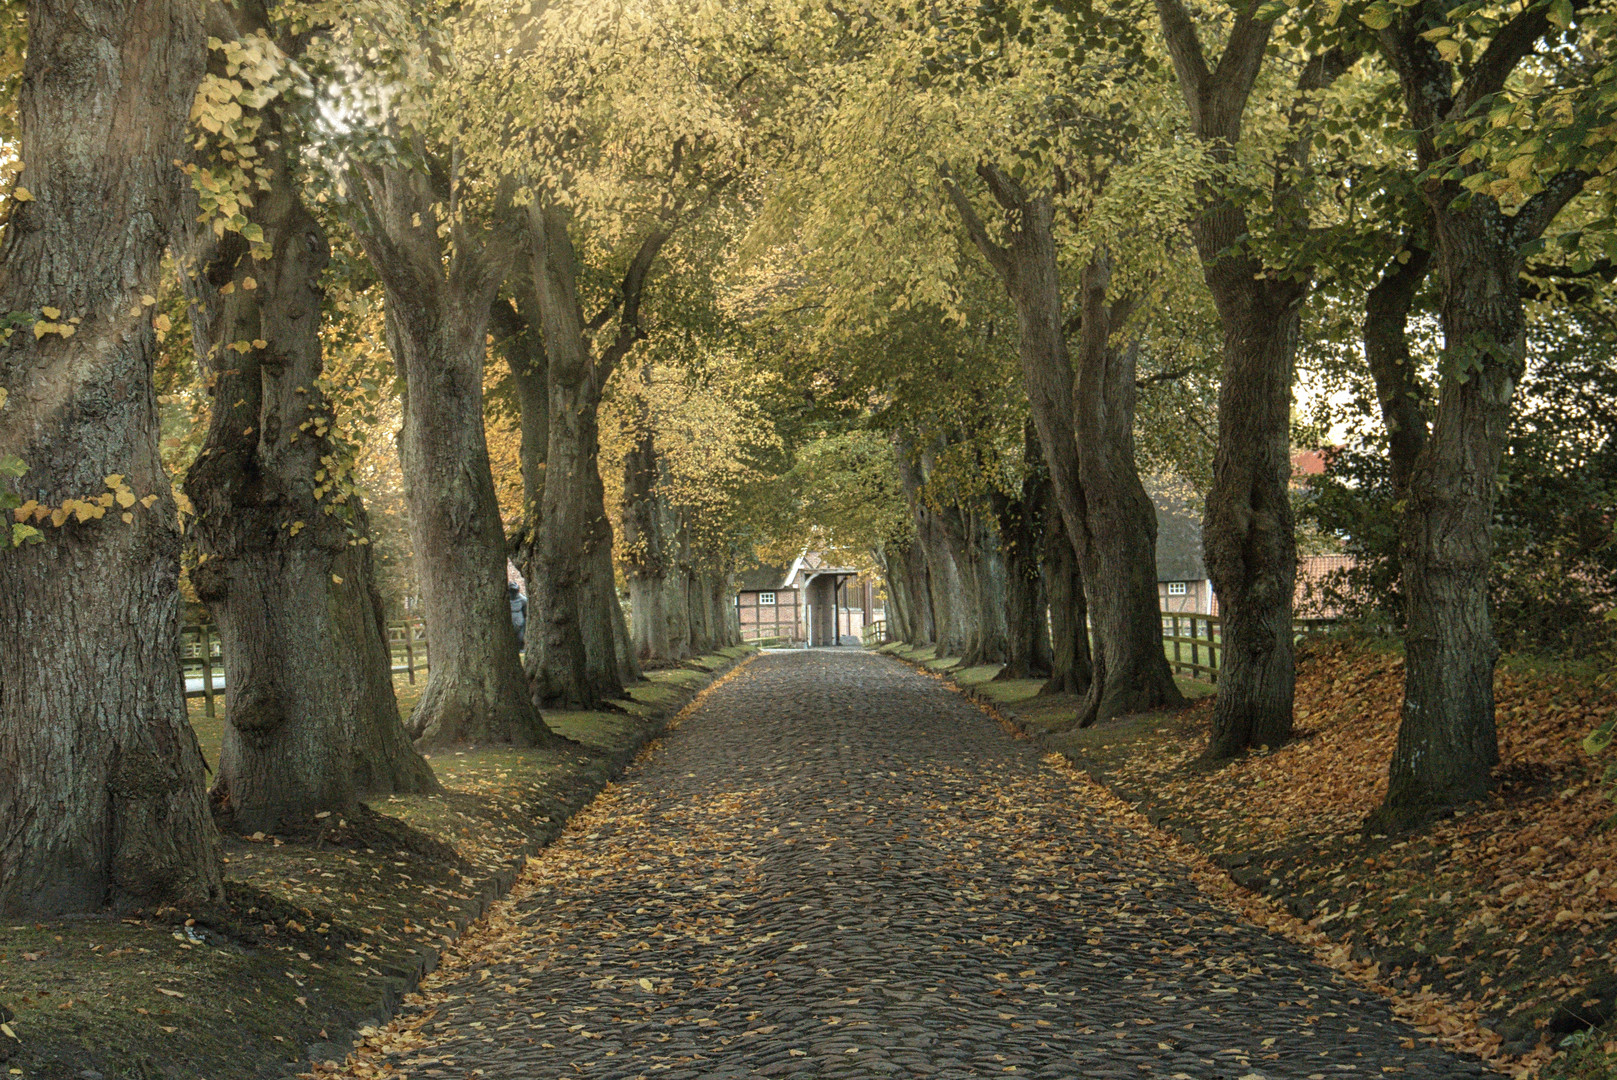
[1167,581,1188,596]
[758,591,776,605]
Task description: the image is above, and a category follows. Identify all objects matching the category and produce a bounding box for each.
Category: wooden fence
[858,611,1338,683]
[181,618,429,717]
[1161,613,1340,683]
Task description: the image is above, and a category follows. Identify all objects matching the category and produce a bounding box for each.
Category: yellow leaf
[153,314,172,333]
[40,305,60,319]
[140,494,159,508]
[32,321,47,339]
[121,512,133,524]
[49,507,67,527]
[251,339,267,349]
[12,186,32,202]
[14,500,37,522]
[241,277,257,290]
[105,474,124,488]
[0,1022,16,1040]
[73,502,95,523]
[331,574,343,584]
[141,294,158,307]
[156,988,185,999]
[59,323,74,338]
[115,489,136,508]
[637,978,655,992]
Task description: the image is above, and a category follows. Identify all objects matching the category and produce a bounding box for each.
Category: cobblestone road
[359,651,1496,1079]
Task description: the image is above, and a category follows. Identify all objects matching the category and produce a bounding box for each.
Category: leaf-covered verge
[0,649,755,1080]
[882,637,1617,1080]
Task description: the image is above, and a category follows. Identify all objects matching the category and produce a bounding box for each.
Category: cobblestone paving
[365,651,1496,1079]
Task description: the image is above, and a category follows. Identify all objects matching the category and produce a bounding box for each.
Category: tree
[328,5,559,748]
[0,0,223,914]
[1154,0,1355,755]
[178,14,436,834]
[452,0,767,703]
[1357,0,1604,828]
[757,0,1189,721]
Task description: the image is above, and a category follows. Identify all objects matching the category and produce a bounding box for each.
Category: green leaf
[0,454,27,480]
[1359,3,1395,29]
[10,522,39,547]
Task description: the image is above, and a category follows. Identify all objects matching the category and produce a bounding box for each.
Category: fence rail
[181,618,429,717]
[861,619,889,647]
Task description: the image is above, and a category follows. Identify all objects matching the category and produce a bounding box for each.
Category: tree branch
[1511,169,1590,250]
[941,172,1014,283]
[1455,1,1564,118]
[1153,0,1211,125]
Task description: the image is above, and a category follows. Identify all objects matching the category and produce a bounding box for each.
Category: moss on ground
[0,649,753,1080]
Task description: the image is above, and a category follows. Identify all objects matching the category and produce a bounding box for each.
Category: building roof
[1153,490,1206,583]
[783,551,859,591]
[735,561,788,592]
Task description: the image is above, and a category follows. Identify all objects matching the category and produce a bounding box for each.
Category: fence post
[1171,614,1182,672]
[1190,617,1200,677]
[403,620,417,684]
[1206,617,1218,684]
[199,623,217,718]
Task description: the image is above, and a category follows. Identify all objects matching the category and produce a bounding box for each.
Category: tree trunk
[663,518,695,659]
[622,390,672,660]
[1366,22,1586,828]
[1373,197,1539,826]
[903,530,936,644]
[1197,276,1301,756]
[355,170,555,748]
[945,182,1177,723]
[339,518,440,795]
[181,61,434,833]
[1041,505,1093,697]
[490,297,549,686]
[527,204,667,707]
[0,0,223,915]
[1069,257,1184,724]
[874,543,912,644]
[994,423,1054,681]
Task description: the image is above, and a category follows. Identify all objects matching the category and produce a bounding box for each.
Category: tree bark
[1362,235,1433,496]
[1041,505,1093,697]
[902,529,936,644]
[662,515,695,659]
[490,296,548,687]
[991,465,1052,680]
[354,169,556,748]
[874,542,914,644]
[1368,13,1586,828]
[934,498,1005,666]
[0,0,223,915]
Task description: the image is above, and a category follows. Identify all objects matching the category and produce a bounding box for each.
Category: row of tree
[0,0,1611,917]
[751,0,1613,841]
